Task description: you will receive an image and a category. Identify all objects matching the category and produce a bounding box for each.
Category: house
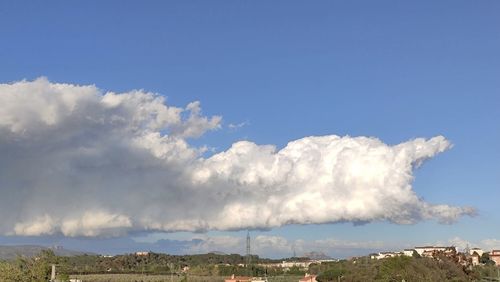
[470,252,481,266]
[467,247,484,266]
[421,250,435,258]
[315,259,338,263]
[469,248,484,257]
[414,246,457,257]
[417,246,457,259]
[135,251,149,256]
[280,260,313,269]
[414,246,447,256]
[370,252,402,260]
[490,250,500,266]
[299,273,317,282]
[403,249,415,257]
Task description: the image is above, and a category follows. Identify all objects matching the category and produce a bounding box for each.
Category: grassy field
[70,274,303,282]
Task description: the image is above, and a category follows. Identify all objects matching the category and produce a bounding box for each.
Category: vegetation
[216,264,288,277]
[0,250,60,282]
[0,251,289,281]
[70,274,305,282]
[1,250,500,281]
[71,274,224,282]
[481,253,496,265]
[55,252,284,275]
[313,256,480,282]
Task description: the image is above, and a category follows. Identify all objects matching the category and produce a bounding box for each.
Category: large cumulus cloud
[0,78,474,237]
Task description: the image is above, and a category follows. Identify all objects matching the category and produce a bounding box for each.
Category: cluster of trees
[311,255,491,282]
[0,250,70,282]
[216,264,302,277]
[58,252,285,274]
[0,251,292,277]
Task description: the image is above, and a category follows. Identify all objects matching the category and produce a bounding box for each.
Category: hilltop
[0,245,93,260]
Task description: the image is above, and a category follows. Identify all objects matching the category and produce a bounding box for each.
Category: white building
[414,246,447,256]
[314,259,338,263]
[403,249,415,257]
[469,248,484,257]
[371,252,403,260]
[280,261,312,268]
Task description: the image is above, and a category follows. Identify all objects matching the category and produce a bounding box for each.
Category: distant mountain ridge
[0,245,93,260]
[208,251,227,255]
[302,251,332,260]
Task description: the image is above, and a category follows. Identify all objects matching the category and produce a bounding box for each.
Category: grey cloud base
[0,78,475,237]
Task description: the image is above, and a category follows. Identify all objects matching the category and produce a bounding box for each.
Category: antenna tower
[246,230,251,267]
[465,243,470,255]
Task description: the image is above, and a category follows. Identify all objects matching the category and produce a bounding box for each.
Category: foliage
[56,252,282,275]
[473,263,500,280]
[480,252,495,265]
[3,250,500,281]
[217,263,284,277]
[0,260,25,282]
[0,250,61,282]
[316,267,346,282]
[313,256,477,282]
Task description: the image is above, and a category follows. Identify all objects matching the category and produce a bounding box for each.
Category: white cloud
[444,236,472,251]
[13,214,55,236]
[0,78,475,237]
[439,237,500,252]
[480,239,500,251]
[170,101,221,138]
[228,121,249,130]
[60,211,132,237]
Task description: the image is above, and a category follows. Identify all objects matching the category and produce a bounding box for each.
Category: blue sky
[0,1,499,258]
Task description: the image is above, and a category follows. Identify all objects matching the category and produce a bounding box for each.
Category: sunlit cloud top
[0,78,475,237]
